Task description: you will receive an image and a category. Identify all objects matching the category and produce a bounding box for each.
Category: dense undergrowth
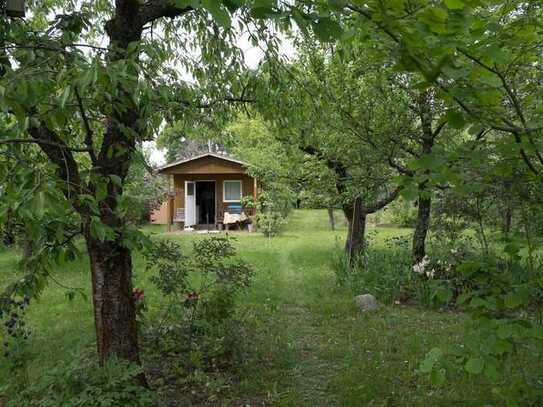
[334,227,543,406]
[1,210,542,406]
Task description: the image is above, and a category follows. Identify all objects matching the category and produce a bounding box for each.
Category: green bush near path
[1,209,540,405]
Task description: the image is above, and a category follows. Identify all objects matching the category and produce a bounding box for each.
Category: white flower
[450,248,458,254]
[425,268,435,279]
[413,256,430,274]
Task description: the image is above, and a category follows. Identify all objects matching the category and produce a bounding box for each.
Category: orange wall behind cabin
[149,200,169,224]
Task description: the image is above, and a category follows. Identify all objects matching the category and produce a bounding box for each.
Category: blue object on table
[226,204,242,214]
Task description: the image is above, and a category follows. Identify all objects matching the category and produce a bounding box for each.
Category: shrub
[0,295,33,392]
[419,254,543,406]
[5,356,157,407]
[255,211,287,237]
[389,200,417,227]
[242,191,289,237]
[144,236,254,324]
[142,236,255,402]
[333,235,418,305]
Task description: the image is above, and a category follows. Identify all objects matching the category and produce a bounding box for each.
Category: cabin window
[187,182,195,196]
[223,180,242,202]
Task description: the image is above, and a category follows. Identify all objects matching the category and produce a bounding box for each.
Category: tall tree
[0,1,272,371]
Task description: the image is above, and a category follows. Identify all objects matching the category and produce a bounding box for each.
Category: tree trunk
[2,210,16,246]
[411,90,437,265]
[501,181,513,238]
[344,198,366,258]
[412,191,431,264]
[327,207,335,231]
[22,237,33,258]
[86,237,142,369]
[502,204,512,238]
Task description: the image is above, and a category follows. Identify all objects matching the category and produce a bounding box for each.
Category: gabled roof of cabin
[157,152,248,174]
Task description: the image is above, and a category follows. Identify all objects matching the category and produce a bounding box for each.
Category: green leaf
[430,368,446,386]
[491,339,513,355]
[328,0,348,10]
[529,326,543,339]
[444,0,465,9]
[445,110,466,129]
[252,0,275,7]
[202,0,231,28]
[496,324,515,339]
[90,216,107,242]
[504,289,530,309]
[313,17,343,42]
[465,358,484,375]
[175,0,199,8]
[110,175,123,187]
[457,261,481,276]
[32,191,45,219]
[60,85,71,109]
[420,347,443,373]
[478,74,502,88]
[434,287,453,304]
[484,359,500,381]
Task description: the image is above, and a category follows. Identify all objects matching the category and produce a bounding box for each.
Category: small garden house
[157,153,257,230]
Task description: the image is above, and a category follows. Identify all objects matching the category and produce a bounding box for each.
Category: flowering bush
[142,236,254,401]
[144,235,254,325]
[419,254,543,405]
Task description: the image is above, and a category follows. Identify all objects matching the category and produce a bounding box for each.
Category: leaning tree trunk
[412,190,431,264]
[86,236,141,367]
[344,198,366,259]
[327,207,335,231]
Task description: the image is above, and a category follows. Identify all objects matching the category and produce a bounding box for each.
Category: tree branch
[365,185,402,214]
[139,1,194,25]
[432,121,447,140]
[0,138,92,152]
[74,86,97,163]
[27,126,84,208]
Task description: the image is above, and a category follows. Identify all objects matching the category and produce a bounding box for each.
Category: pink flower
[132,288,145,302]
[186,291,199,301]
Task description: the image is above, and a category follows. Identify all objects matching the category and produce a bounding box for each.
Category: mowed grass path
[1,210,487,405]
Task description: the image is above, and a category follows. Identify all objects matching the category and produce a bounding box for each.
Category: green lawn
[1,210,493,405]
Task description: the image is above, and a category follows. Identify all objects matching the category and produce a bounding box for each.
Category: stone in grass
[354,294,378,312]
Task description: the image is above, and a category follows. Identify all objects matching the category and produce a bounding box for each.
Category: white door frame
[184,180,196,227]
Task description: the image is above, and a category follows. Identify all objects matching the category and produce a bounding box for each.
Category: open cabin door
[184,181,196,227]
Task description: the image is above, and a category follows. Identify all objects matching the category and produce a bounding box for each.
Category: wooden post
[252,177,258,216]
[167,174,173,232]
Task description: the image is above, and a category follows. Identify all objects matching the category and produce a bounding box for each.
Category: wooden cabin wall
[173,173,256,221]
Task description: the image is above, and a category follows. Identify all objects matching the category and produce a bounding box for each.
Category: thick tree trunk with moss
[86,237,141,366]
